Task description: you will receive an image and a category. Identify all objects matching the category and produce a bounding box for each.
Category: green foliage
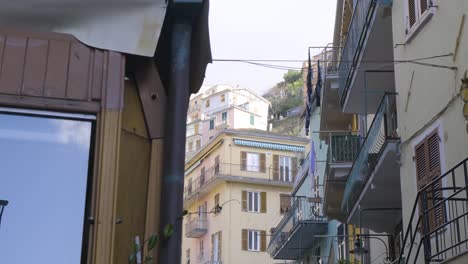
[128,210,189,264]
[264,70,304,115]
[337,259,353,264]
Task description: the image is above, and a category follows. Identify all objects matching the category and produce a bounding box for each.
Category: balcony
[185,216,208,238]
[398,158,468,264]
[338,0,394,113]
[323,132,361,220]
[341,94,401,233]
[268,197,327,259]
[184,163,296,205]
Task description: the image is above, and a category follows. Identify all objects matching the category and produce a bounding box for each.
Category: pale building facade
[392,1,468,263]
[181,129,309,264]
[185,85,271,158]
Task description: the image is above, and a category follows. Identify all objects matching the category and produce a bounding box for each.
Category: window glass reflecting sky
[0,112,92,263]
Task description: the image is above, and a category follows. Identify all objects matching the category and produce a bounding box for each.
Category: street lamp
[0,200,8,228]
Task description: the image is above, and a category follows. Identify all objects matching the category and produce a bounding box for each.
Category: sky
[0,113,91,263]
[203,0,337,95]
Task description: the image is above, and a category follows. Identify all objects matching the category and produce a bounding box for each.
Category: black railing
[267,196,326,256]
[341,94,398,215]
[329,133,361,163]
[398,158,468,264]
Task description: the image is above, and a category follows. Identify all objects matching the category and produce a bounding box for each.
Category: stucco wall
[392,1,468,262]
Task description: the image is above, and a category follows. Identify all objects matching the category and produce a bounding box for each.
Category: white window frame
[248,230,261,251]
[221,111,227,124]
[405,0,436,42]
[279,156,292,182]
[209,119,215,130]
[246,152,260,172]
[247,191,261,213]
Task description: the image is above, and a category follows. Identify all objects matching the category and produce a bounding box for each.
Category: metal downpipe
[158,20,192,264]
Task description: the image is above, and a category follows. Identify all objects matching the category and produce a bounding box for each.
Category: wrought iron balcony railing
[398,158,468,264]
[267,196,326,256]
[185,163,297,201]
[185,216,208,238]
[341,94,398,215]
[328,132,361,163]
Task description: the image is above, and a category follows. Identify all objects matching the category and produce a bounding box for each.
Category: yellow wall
[182,131,308,264]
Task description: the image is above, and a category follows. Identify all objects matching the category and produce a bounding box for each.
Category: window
[188,178,193,196]
[250,114,255,125]
[221,112,227,124]
[406,0,434,38]
[279,156,292,182]
[198,202,207,219]
[246,152,260,172]
[214,193,221,214]
[209,119,215,130]
[241,151,266,172]
[199,239,204,254]
[212,231,222,261]
[188,142,193,152]
[242,229,266,252]
[200,167,206,186]
[414,128,444,231]
[242,190,266,213]
[280,194,291,214]
[0,110,94,263]
[247,191,260,212]
[248,230,261,251]
[194,123,199,134]
[220,94,225,102]
[206,99,210,107]
[273,155,296,181]
[196,140,201,150]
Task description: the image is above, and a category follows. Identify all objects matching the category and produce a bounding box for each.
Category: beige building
[181,129,309,264]
[186,85,271,158]
[392,1,468,263]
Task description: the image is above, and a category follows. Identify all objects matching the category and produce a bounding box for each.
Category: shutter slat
[273,155,279,181]
[218,231,222,261]
[241,190,247,211]
[291,157,298,182]
[260,153,266,173]
[241,229,248,251]
[241,151,247,171]
[260,192,267,213]
[260,230,267,252]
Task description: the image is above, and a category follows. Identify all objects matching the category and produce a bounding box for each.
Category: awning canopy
[233,139,305,152]
[0,0,167,56]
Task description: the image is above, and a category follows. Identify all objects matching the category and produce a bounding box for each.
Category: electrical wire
[211,53,455,72]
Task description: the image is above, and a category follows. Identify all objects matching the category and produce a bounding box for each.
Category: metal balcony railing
[267,197,326,256]
[184,163,297,200]
[185,216,208,238]
[341,94,399,215]
[398,158,468,264]
[338,0,381,104]
[328,132,361,163]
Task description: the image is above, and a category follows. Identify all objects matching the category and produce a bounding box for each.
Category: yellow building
[181,129,309,264]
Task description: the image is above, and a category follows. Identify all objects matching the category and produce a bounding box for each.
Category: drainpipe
[158,2,202,263]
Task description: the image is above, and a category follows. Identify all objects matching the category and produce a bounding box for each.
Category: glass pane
[0,112,92,264]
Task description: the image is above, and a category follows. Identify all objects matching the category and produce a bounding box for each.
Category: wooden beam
[92,110,122,264]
